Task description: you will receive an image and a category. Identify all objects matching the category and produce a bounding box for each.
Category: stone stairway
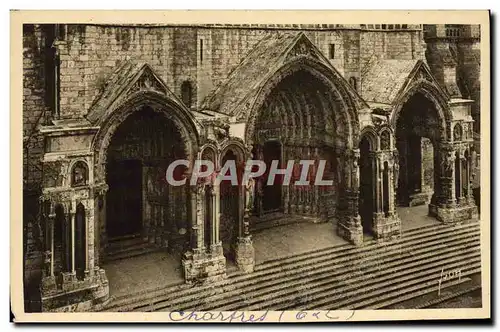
[102,220,480,312]
[104,234,158,263]
[251,212,319,232]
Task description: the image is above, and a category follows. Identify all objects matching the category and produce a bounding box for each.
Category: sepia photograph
[11,10,490,322]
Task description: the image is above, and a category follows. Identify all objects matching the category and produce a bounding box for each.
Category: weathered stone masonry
[22,23,480,312]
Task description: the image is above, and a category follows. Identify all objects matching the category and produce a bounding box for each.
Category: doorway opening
[359,136,374,236]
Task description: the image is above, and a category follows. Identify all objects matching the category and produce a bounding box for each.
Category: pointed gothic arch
[244,56,362,149]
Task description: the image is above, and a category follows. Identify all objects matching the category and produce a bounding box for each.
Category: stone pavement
[397,205,442,231]
[103,251,184,298]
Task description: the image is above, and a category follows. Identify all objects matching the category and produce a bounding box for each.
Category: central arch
[243,59,360,238]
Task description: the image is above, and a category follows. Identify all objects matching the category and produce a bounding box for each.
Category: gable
[86,61,186,125]
[396,60,450,101]
[201,31,367,118]
[361,59,449,105]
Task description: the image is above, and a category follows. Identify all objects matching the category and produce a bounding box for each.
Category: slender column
[212,184,219,245]
[84,205,89,272]
[41,200,57,294]
[439,145,457,206]
[456,150,463,204]
[312,146,320,216]
[466,148,474,204]
[188,184,199,251]
[49,209,55,276]
[196,184,204,250]
[70,210,75,274]
[388,160,395,215]
[254,145,264,217]
[376,154,385,213]
[235,170,255,273]
[337,149,363,245]
[393,151,399,212]
[283,143,290,214]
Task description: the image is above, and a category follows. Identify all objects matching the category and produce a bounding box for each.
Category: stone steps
[187,226,478,310]
[104,221,457,310]
[198,233,479,311]
[289,252,479,310]
[104,235,158,263]
[251,214,319,232]
[102,220,479,312]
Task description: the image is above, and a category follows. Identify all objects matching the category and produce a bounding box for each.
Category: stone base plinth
[235,237,255,273]
[429,202,479,224]
[182,247,227,284]
[336,215,363,245]
[41,267,109,312]
[373,212,401,241]
[409,191,433,207]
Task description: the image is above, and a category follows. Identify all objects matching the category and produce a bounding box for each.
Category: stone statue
[245,177,256,211]
[442,151,455,175]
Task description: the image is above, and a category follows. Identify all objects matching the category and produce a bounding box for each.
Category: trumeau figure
[245,176,255,211]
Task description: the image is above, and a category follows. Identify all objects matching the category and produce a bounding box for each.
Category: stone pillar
[429,143,478,223]
[235,158,256,273]
[456,149,464,205]
[372,152,385,230]
[371,151,401,242]
[282,143,290,214]
[41,202,57,294]
[97,186,108,263]
[466,146,475,205]
[337,149,363,245]
[182,182,227,284]
[210,183,224,256]
[388,160,396,215]
[312,146,320,216]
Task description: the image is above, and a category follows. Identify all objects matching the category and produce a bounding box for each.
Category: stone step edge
[107,221,478,306]
[182,238,481,312]
[107,228,478,311]
[302,257,481,311]
[254,221,479,271]
[210,248,480,311]
[147,238,480,312]
[104,226,479,310]
[241,223,479,282]
[363,276,477,310]
[139,229,481,312]
[251,256,480,312]
[415,284,482,309]
[104,245,158,261]
[348,266,482,310]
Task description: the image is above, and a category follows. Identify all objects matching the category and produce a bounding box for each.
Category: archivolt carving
[243,57,362,149]
[92,91,201,184]
[392,80,451,142]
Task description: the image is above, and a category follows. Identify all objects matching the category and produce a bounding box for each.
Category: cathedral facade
[22,23,480,311]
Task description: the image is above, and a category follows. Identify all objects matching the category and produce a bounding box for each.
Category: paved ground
[103,205,450,298]
[252,221,348,264]
[103,251,184,298]
[397,205,442,231]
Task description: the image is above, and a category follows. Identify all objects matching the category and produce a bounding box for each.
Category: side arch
[391,80,451,141]
[91,91,202,183]
[359,127,379,151]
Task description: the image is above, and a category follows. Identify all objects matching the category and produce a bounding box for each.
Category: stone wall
[23,25,48,189]
[45,24,426,121]
[23,24,50,310]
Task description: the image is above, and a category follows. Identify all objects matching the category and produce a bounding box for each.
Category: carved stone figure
[72,162,88,187]
[245,177,256,211]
